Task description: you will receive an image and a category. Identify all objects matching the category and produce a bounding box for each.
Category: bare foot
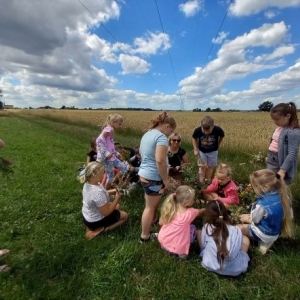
[85,227,105,240]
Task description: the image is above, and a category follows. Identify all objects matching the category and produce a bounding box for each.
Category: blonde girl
[158,186,205,258]
[96,114,129,190]
[78,161,128,240]
[198,200,250,276]
[267,102,300,185]
[202,163,239,208]
[239,169,294,254]
[138,112,176,242]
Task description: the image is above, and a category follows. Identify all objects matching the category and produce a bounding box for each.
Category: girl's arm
[181,152,189,165]
[99,193,122,216]
[155,145,169,185]
[202,179,218,194]
[251,204,266,224]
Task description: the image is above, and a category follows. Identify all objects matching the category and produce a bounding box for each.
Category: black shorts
[140,178,165,196]
[83,210,120,231]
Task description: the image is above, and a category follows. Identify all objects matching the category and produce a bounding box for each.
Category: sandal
[140,232,158,243]
[0,265,10,272]
[0,249,9,257]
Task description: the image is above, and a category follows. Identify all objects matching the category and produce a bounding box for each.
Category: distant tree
[205,107,211,112]
[192,108,202,112]
[258,101,273,112]
[212,107,222,112]
[0,101,3,110]
[61,105,66,109]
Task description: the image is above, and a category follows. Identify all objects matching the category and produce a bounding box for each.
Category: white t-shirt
[82,183,109,222]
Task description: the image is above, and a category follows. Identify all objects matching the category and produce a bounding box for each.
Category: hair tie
[276,173,281,179]
[221,163,227,168]
[219,216,223,219]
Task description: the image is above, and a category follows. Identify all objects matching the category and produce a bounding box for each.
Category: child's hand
[193,149,199,156]
[239,214,251,224]
[106,153,113,159]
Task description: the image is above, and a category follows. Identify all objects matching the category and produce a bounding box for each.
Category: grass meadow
[0,110,300,300]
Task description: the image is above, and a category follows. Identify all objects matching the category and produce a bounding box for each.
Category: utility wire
[203,0,232,66]
[77,0,164,90]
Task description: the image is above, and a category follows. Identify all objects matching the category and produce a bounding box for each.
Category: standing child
[201,163,239,208]
[238,169,294,254]
[267,102,300,185]
[78,161,128,240]
[86,137,97,163]
[158,185,205,258]
[96,114,129,190]
[192,116,224,184]
[198,200,250,276]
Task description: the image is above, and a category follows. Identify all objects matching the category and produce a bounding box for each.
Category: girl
[168,132,188,185]
[86,137,97,163]
[158,186,205,258]
[138,112,176,242]
[238,169,294,254]
[267,102,300,185]
[78,161,128,240]
[96,114,129,190]
[201,163,239,208]
[198,200,250,276]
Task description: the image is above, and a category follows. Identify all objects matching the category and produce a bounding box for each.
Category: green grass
[1,113,300,300]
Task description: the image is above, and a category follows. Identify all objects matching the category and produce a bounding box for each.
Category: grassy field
[1,110,300,300]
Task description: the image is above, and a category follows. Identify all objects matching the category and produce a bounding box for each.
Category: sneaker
[258,241,274,255]
[140,232,158,243]
[116,188,130,196]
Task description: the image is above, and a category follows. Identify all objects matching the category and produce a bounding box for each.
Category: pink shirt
[158,208,200,255]
[269,127,283,153]
[203,178,239,205]
[96,126,116,162]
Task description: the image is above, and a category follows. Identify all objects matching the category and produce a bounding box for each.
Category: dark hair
[204,200,231,269]
[148,112,176,129]
[270,102,299,128]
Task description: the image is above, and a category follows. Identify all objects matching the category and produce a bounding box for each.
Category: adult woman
[168,132,188,185]
[138,112,176,242]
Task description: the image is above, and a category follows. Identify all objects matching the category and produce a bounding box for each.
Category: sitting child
[198,200,250,276]
[158,185,205,258]
[128,146,141,184]
[78,161,128,240]
[86,137,97,163]
[238,169,294,254]
[201,163,239,208]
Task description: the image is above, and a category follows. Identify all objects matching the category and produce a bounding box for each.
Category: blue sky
[0,0,300,110]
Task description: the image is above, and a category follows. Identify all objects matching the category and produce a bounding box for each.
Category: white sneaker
[258,241,274,255]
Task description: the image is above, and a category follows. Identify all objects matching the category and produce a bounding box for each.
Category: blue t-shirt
[138,129,169,181]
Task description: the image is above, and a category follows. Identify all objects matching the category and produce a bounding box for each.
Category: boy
[192,116,224,184]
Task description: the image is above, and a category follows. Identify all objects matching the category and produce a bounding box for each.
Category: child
[96,114,129,190]
[128,146,141,184]
[78,161,128,240]
[158,185,205,258]
[201,163,239,208]
[267,102,300,185]
[198,200,250,276]
[192,116,224,184]
[86,137,97,163]
[238,169,294,254]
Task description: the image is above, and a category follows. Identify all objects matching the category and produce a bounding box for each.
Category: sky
[1,0,300,111]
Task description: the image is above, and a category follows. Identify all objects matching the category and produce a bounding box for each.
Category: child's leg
[85,227,105,240]
[205,151,218,182]
[104,161,114,189]
[241,235,250,252]
[196,230,202,248]
[199,152,208,184]
[105,210,128,231]
[237,224,251,238]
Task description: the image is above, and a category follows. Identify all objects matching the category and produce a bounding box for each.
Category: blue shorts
[199,151,218,167]
[247,225,262,242]
[140,178,165,196]
[104,159,129,183]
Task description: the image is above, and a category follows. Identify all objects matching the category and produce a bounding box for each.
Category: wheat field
[8,109,275,153]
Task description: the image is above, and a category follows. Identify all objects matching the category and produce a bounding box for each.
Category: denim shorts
[199,151,218,167]
[140,178,165,196]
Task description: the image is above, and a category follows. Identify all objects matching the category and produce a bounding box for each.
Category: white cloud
[230,0,300,16]
[179,0,203,17]
[119,54,151,74]
[212,31,229,44]
[264,10,278,19]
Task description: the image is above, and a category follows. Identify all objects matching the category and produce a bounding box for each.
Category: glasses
[171,139,181,142]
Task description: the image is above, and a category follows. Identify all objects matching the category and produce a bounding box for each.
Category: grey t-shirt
[82,183,109,222]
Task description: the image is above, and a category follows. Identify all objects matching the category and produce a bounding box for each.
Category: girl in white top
[78,161,128,240]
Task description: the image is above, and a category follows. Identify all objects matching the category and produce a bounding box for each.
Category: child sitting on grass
[238,169,294,254]
[78,161,128,240]
[86,137,97,163]
[198,200,250,276]
[158,185,205,258]
[201,163,239,208]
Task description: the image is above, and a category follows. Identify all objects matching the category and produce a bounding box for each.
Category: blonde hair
[148,111,176,129]
[168,132,182,145]
[102,114,123,129]
[77,161,104,184]
[201,116,214,130]
[160,185,195,224]
[250,169,294,238]
[215,163,232,178]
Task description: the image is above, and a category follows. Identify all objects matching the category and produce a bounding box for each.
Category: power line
[77,0,164,90]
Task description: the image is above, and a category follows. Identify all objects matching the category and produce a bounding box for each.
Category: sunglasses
[171,139,181,142]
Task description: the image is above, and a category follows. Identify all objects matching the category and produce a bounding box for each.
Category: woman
[138,112,176,242]
[168,132,188,185]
